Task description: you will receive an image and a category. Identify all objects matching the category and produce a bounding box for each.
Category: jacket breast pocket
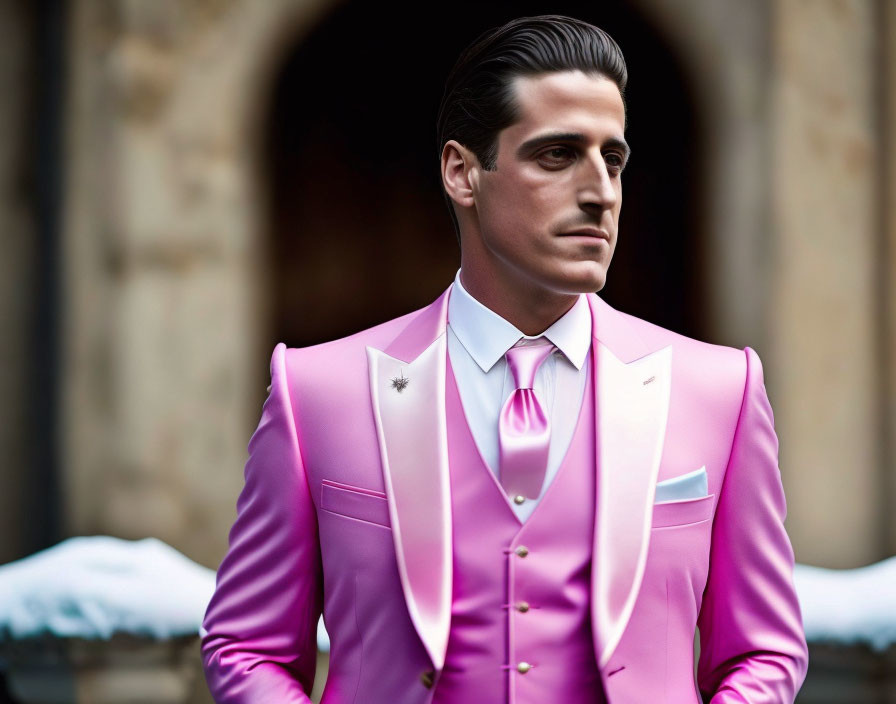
[652,493,715,529]
[320,479,391,529]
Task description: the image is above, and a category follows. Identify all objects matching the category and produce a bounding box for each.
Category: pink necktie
[499,338,556,500]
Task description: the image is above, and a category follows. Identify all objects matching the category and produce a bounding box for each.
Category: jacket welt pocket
[320,479,391,529]
[652,493,715,528]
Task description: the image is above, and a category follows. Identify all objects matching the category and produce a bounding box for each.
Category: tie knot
[504,338,556,390]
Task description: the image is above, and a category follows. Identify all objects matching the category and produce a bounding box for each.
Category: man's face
[469,70,628,295]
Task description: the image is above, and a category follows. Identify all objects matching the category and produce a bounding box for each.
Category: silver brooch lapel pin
[390,371,410,393]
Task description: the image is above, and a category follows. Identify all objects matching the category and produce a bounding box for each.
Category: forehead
[503,70,626,143]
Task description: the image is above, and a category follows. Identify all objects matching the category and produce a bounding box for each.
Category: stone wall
[61,0,332,568]
[768,0,892,567]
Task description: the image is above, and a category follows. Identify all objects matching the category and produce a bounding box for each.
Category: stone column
[769,0,883,567]
[61,0,334,570]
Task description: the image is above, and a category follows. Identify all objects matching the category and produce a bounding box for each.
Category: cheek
[478,183,526,231]
[493,169,557,209]
[508,180,568,225]
[530,173,580,217]
[477,171,567,238]
[499,178,544,215]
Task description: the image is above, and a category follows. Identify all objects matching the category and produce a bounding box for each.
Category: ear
[441,139,479,209]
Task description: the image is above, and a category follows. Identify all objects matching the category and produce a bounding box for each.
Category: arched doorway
[263,1,703,349]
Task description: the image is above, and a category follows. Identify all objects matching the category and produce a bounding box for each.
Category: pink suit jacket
[200,284,809,703]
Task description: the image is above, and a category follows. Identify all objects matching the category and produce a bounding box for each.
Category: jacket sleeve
[200,342,323,702]
[696,346,809,703]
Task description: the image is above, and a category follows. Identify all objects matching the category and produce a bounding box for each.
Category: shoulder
[286,306,420,365]
[599,297,754,408]
[269,302,430,403]
[609,305,773,458]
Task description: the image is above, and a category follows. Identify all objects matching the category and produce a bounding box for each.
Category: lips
[560,228,610,241]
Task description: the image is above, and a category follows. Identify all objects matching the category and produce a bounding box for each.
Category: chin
[551,263,607,294]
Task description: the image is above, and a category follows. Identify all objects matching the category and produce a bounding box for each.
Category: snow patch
[794,557,896,651]
[0,535,332,651]
[0,536,214,641]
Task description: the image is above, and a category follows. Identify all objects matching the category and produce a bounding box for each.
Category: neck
[459,260,580,337]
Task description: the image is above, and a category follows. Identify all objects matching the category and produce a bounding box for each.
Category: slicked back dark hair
[436,15,628,242]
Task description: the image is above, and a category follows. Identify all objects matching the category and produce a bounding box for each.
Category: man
[200,15,808,703]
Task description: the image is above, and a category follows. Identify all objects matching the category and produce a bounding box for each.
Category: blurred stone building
[2,0,896,702]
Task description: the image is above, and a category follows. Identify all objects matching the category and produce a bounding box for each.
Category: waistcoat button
[420,670,435,688]
[515,601,530,612]
[517,662,532,674]
[515,546,529,558]
[513,494,526,505]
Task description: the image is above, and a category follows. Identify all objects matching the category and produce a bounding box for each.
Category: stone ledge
[0,633,200,704]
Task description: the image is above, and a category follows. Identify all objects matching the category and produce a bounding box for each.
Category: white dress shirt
[446,268,592,522]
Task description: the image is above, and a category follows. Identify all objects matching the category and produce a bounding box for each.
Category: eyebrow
[516,132,631,162]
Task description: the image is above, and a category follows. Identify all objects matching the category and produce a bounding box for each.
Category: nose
[577,150,618,212]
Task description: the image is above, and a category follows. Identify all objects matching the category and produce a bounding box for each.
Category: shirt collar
[447,268,592,373]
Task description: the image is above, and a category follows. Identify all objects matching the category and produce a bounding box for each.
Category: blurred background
[1,0,895,701]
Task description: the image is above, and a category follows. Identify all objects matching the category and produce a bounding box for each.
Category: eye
[536,146,576,169]
[604,151,626,174]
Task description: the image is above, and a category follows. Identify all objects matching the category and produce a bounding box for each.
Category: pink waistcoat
[433,353,606,704]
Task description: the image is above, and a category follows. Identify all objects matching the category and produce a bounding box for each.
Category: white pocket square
[654,466,708,503]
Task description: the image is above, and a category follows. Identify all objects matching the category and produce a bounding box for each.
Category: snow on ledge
[0,535,332,652]
[0,536,215,641]
[794,557,896,651]
[4,535,892,655]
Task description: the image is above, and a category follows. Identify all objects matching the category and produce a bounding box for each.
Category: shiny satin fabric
[200,284,809,703]
[367,337,453,671]
[498,341,556,499]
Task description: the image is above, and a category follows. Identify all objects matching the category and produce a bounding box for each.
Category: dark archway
[264,0,704,349]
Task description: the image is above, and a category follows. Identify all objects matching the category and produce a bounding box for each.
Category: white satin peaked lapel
[591,340,672,668]
[366,287,453,671]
